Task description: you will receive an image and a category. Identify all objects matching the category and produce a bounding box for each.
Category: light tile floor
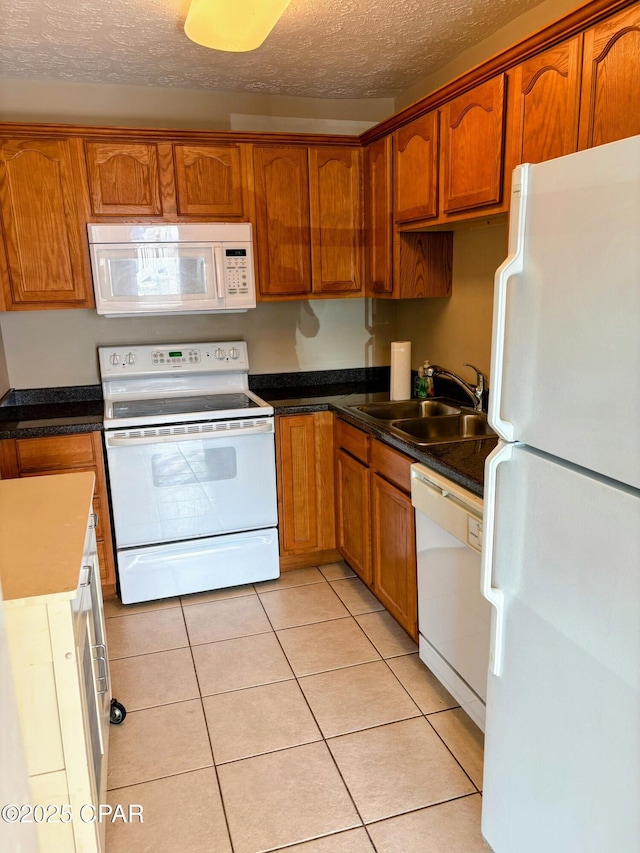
[104,563,490,853]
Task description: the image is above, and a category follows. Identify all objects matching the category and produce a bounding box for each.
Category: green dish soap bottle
[415,364,427,398]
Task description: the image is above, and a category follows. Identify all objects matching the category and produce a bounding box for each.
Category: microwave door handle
[213,246,225,300]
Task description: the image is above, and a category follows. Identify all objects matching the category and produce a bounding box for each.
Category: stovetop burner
[111,393,260,420]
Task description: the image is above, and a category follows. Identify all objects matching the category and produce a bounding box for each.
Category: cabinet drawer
[335,418,370,464]
[370,439,412,493]
[16,434,96,473]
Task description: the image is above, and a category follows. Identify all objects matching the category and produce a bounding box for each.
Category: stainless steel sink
[390,412,495,444]
[352,398,462,420]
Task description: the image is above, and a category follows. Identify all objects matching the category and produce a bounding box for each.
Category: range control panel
[99,341,249,378]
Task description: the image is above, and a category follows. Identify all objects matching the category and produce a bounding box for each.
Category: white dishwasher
[410,463,491,731]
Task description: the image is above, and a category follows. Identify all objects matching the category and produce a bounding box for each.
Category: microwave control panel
[223,247,252,297]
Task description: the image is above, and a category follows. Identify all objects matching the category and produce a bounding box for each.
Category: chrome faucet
[426,363,487,411]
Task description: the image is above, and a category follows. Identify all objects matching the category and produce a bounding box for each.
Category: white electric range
[99,341,279,604]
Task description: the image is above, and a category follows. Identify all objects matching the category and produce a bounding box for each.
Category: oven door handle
[105,422,273,446]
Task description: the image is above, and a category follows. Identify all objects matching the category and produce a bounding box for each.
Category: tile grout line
[259,570,381,852]
[179,597,239,853]
[107,566,483,850]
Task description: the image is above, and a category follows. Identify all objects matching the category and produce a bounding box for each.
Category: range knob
[126,352,136,365]
[110,353,120,366]
[214,347,226,360]
[229,347,240,360]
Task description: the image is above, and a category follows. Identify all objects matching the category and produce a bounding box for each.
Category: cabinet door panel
[364,137,393,295]
[336,449,371,585]
[441,75,506,213]
[371,473,417,640]
[254,147,311,296]
[394,111,439,223]
[0,138,92,307]
[85,141,162,215]
[174,143,245,217]
[276,412,336,557]
[309,147,363,294]
[507,37,582,169]
[579,6,640,149]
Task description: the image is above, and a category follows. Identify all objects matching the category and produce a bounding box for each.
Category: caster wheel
[110,699,127,725]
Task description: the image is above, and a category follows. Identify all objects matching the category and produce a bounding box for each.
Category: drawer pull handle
[93,644,109,695]
[89,512,99,529]
[79,564,92,587]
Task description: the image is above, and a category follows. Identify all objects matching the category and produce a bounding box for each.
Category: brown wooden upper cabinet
[506,36,582,174]
[309,146,363,294]
[253,144,363,299]
[0,137,93,310]
[393,110,439,225]
[364,136,393,296]
[85,141,163,216]
[173,143,246,217]
[578,4,640,150]
[363,135,452,300]
[253,145,312,297]
[85,140,248,219]
[440,74,506,215]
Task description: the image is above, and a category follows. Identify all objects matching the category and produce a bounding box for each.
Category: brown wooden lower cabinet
[0,431,117,592]
[275,411,340,571]
[335,417,417,640]
[371,472,417,639]
[335,447,372,585]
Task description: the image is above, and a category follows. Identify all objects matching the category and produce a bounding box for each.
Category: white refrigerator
[481,134,640,852]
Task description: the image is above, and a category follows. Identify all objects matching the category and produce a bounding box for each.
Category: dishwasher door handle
[412,470,481,517]
[481,440,512,677]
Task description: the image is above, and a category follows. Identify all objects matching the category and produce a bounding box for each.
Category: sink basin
[390,413,496,444]
[353,398,461,420]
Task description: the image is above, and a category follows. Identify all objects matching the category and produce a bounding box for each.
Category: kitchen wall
[0,325,9,397]
[395,219,508,379]
[0,77,393,131]
[0,298,396,389]
[395,0,583,110]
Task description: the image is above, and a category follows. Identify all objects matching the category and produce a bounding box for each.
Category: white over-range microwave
[87,222,256,317]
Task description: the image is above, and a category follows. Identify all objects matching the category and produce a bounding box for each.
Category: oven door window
[106,431,277,548]
[151,445,237,487]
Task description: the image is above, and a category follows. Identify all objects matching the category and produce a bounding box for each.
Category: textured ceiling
[1,0,546,99]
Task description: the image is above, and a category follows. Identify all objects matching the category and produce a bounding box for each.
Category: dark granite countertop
[0,387,104,439]
[0,369,495,496]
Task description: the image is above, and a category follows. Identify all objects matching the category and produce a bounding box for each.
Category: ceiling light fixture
[184,0,292,52]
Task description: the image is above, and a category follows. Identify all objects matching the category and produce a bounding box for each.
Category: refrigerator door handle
[488,164,529,442]
[481,440,513,677]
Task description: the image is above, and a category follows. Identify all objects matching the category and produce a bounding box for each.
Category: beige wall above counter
[0,220,503,392]
[0,324,9,398]
[395,220,508,381]
[0,298,397,389]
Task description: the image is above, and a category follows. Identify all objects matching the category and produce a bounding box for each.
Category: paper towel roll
[390,341,411,400]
